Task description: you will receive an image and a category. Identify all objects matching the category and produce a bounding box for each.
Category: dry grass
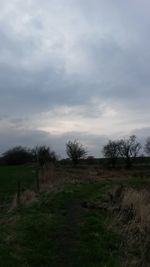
[8,165,150,210]
[38,165,150,187]
[110,187,150,267]
[39,166,150,267]
[121,188,150,225]
[8,164,112,211]
[39,165,100,185]
[9,190,37,211]
[4,165,150,266]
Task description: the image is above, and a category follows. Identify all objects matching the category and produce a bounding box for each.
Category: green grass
[0,165,36,202]
[0,183,121,267]
[1,165,149,266]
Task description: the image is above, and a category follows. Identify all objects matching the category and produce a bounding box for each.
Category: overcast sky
[0,0,150,157]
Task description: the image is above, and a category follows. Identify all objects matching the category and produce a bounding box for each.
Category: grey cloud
[132,127,150,139]
[0,127,107,158]
[0,0,150,153]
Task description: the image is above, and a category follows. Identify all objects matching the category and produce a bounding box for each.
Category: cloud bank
[0,0,150,156]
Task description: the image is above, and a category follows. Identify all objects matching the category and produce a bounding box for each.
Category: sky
[0,0,150,157]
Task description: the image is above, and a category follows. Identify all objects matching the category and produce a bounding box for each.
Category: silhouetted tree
[32,146,57,167]
[102,140,119,168]
[118,135,141,168]
[66,140,87,166]
[2,146,32,165]
[144,137,150,156]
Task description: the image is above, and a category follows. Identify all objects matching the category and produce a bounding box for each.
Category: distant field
[0,165,36,202]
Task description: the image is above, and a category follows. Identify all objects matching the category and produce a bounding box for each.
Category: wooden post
[17,181,21,206]
[36,167,40,192]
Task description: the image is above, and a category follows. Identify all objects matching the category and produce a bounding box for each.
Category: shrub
[66,140,87,166]
[2,146,32,165]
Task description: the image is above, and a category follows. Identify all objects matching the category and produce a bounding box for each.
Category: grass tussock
[9,190,37,211]
[39,165,57,184]
[121,188,150,225]
[112,187,150,267]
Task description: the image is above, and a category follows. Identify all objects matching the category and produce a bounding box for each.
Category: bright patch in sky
[0,0,150,156]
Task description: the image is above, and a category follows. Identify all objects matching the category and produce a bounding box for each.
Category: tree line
[103,135,142,169]
[0,146,57,166]
[0,135,150,168]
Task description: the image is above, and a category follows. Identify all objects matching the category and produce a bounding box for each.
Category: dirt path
[53,195,83,267]
[0,183,121,267]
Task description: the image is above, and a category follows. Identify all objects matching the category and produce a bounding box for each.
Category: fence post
[17,181,21,206]
[36,167,40,192]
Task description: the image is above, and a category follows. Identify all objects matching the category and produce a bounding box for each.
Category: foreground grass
[0,165,36,202]
[1,165,150,266]
[0,183,121,267]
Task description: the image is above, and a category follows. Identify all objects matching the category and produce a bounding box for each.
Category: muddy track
[54,199,81,267]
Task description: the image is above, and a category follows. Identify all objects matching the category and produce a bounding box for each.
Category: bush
[32,146,57,167]
[66,140,87,166]
[2,146,32,165]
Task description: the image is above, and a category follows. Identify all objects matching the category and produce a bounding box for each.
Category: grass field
[0,183,121,267]
[0,164,150,266]
[0,165,36,202]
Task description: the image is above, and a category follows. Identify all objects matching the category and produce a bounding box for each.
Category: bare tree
[32,146,57,167]
[66,140,87,166]
[2,146,32,165]
[144,137,150,156]
[118,135,141,168]
[102,140,119,168]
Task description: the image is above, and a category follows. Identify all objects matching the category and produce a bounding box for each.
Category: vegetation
[2,146,32,165]
[66,140,87,166]
[102,140,119,168]
[102,135,142,169]
[0,164,150,266]
[0,165,35,202]
[0,135,150,266]
[0,181,121,267]
[145,137,150,155]
[32,145,57,167]
[117,135,141,168]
